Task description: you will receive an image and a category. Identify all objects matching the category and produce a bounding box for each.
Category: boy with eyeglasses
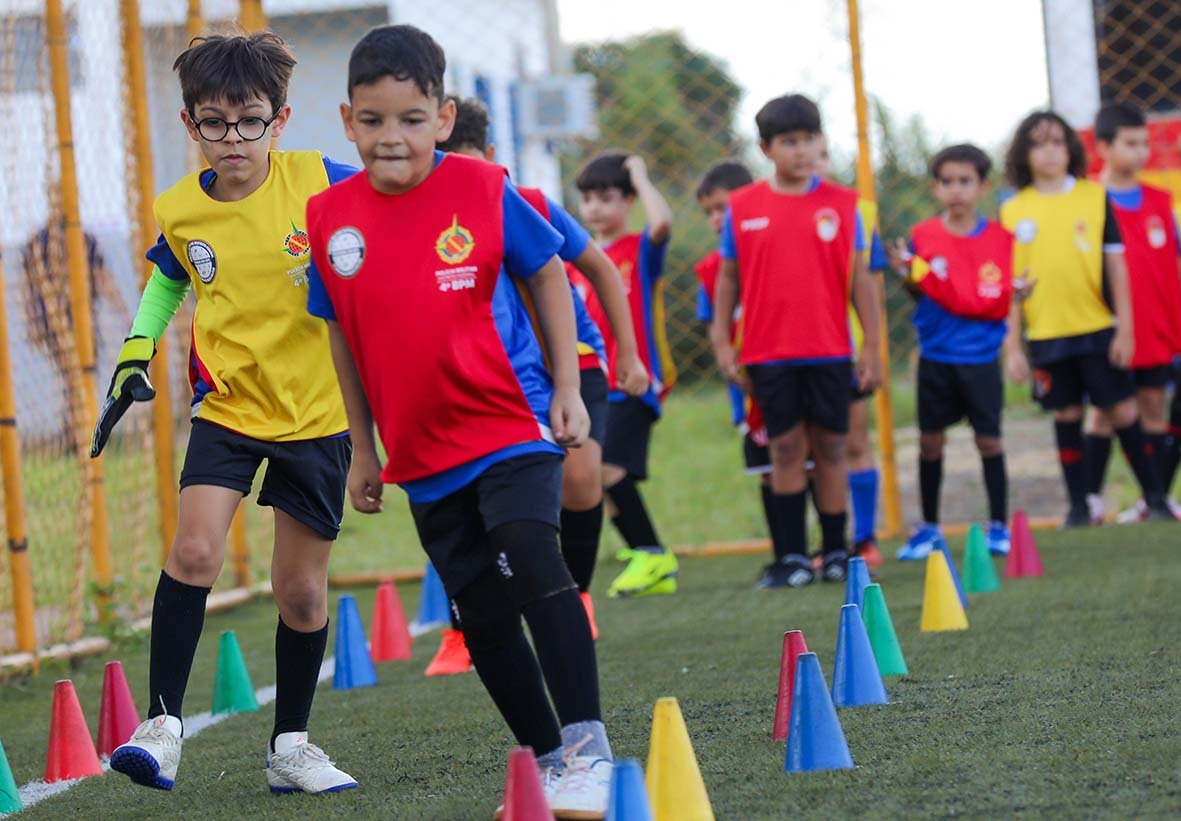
[93,31,359,795]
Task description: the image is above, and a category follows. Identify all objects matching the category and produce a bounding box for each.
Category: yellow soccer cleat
[606,550,679,598]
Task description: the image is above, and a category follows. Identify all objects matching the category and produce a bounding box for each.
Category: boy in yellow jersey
[1001,111,1172,526]
[91,32,358,794]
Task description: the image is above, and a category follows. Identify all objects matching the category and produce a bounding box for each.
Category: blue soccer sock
[848,468,879,544]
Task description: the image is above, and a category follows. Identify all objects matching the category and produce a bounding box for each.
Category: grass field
[3,519,1180,818]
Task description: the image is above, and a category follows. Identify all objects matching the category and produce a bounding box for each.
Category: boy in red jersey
[306,26,613,817]
[1082,103,1181,522]
[711,94,882,588]
[572,151,679,598]
[887,145,1014,559]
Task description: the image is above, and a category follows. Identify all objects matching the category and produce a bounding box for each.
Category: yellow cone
[646,697,714,821]
[920,550,969,632]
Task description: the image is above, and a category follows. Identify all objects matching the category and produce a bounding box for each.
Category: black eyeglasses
[193,111,278,142]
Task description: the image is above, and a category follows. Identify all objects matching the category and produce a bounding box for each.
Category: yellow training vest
[1000,178,1112,341]
[848,198,878,351]
[154,150,347,441]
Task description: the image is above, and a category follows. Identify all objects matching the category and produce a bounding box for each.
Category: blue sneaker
[987,521,1010,556]
[897,523,943,561]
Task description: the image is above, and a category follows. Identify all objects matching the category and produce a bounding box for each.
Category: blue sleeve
[639,227,668,284]
[145,233,188,281]
[854,211,867,252]
[868,228,888,272]
[719,207,737,260]
[306,258,336,320]
[696,285,714,322]
[544,196,591,261]
[322,155,360,185]
[502,184,564,278]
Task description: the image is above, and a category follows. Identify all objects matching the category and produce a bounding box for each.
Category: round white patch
[815,208,840,242]
[327,227,365,278]
[187,239,216,284]
[931,256,949,280]
[1015,219,1037,244]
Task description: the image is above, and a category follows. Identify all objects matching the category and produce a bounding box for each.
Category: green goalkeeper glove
[89,336,156,458]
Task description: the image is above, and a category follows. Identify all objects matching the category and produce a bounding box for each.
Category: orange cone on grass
[45,680,102,782]
[1006,509,1045,578]
[425,629,473,676]
[370,580,413,662]
[97,661,141,758]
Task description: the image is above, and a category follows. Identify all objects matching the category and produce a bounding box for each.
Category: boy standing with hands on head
[711,94,882,589]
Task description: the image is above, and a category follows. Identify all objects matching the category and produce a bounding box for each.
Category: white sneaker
[1116,499,1148,524]
[110,714,183,790]
[266,733,358,794]
[1086,493,1106,526]
[548,755,612,820]
[1167,497,1181,520]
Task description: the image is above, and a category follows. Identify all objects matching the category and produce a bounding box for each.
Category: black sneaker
[755,556,815,589]
[1144,499,1180,522]
[1059,506,1092,529]
[821,549,849,583]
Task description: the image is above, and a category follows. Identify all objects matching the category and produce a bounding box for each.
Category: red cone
[97,661,141,758]
[370,580,413,662]
[501,747,554,821]
[1006,509,1045,578]
[45,680,102,782]
[772,630,809,741]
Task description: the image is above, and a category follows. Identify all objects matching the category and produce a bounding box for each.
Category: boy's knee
[810,430,846,466]
[273,577,326,630]
[563,461,603,511]
[1053,405,1084,424]
[167,534,222,583]
[1108,398,1138,429]
[489,521,576,607]
[769,428,806,465]
[918,432,944,461]
[975,436,1003,458]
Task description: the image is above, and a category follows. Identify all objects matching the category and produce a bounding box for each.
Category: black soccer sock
[560,504,604,593]
[1054,420,1088,511]
[1084,433,1112,496]
[1147,432,1168,497]
[981,453,1008,523]
[147,571,211,728]
[606,475,661,550]
[759,484,782,559]
[522,589,601,725]
[1165,410,1181,493]
[770,491,807,560]
[1116,421,1164,504]
[818,511,848,555]
[271,617,328,749]
[919,457,943,524]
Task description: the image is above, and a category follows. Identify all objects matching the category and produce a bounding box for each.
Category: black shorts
[917,358,1003,437]
[1132,364,1173,388]
[1031,353,1134,411]
[747,360,853,437]
[408,453,563,597]
[580,367,609,448]
[602,397,657,480]
[179,420,351,540]
[742,428,771,475]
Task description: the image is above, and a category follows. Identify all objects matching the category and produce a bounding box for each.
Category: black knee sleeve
[488,520,576,606]
[452,569,520,649]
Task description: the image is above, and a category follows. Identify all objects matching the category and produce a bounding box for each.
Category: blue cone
[334,594,378,690]
[785,653,854,773]
[937,541,968,610]
[831,604,888,707]
[606,758,654,821]
[844,557,871,609]
[412,562,452,635]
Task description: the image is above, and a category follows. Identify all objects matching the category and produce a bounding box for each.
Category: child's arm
[524,257,591,447]
[710,257,741,384]
[1104,250,1135,368]
[849,254,883,391]
[1003,294,1029,383]
[886,238,922,299]
[571,242,649,396]
[326,320,384,514]
[624,156,672,246]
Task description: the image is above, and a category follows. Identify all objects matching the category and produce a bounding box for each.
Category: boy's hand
[615,350,650,397]
[90,336,156,458]
[715,342,741,385]
[1012,272,1037,303]
[1005,346,1030,383]
[551,386,590,448]
[855,345,882,393]
[1109,326,1134,369]
[623,155,649,183]
[886,238,912,278]
[348,449,384,514]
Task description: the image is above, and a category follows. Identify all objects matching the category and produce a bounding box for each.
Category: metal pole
[45,0,114,619]
[847,0,903,539]
[238,0,267,31]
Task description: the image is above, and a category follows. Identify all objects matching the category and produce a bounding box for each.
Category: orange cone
[425,628,474,676]
[501,746,555,820]
[45,680,102,782]
[580,592,600,640]
[370,580,413,662]
[96,661,141,758]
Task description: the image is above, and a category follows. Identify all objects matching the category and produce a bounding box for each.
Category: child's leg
[1053,405,1089,513]
[846,397,878,546]
[918,431,946,524]
[808,423,849,556]
[1106,396,1166,504]
[1135,384,1168,486]
[602,399,663,553]
[975,435,1006,523]
[1083,407,1113,500]
[963,359,1007,524]
[1166,378,1181,494]
[561,439,604,592]
[767,424,810,558]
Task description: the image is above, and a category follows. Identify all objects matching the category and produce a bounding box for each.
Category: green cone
[963,523,1001,593]
[212,630,259,715]
[861,584,908,676]
[0,738,21,813]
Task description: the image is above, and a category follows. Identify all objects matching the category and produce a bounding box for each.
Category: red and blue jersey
[516,186,607,371]
[305,151,564,502]
[908,216,1013,365]
[570,229,677,414]
[1106,183,1181,367]
[719,177,865,365]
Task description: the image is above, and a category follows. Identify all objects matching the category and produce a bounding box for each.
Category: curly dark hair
[1004,110,1087,189]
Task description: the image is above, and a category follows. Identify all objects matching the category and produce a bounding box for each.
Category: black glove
[90,336,156,458]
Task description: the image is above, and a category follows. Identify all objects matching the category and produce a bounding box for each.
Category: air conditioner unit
[515,74,598,140]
